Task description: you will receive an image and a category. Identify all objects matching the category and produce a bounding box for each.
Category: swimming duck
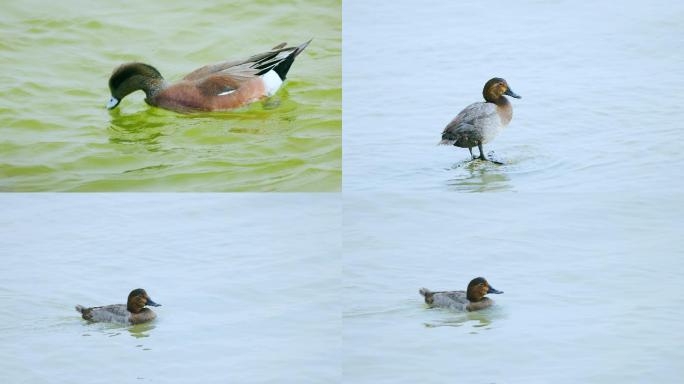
[419,277,503,311]
[439,78,521,162]
[106,40,311,113]
[75,288,161,324]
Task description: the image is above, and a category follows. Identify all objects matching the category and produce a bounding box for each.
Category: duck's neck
[494,96,513,125]
[139,77,167,99]
[467,291,483,302]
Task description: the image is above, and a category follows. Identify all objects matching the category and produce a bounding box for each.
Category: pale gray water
[343,193,684,383]
[0,194,340,383]
[343,0,684,192]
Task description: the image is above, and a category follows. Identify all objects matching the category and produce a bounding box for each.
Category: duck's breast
[475,104,508,144]
[466,297,494,311]
[130,308,157,324]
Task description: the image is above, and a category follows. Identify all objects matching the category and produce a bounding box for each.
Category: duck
[439,78,521,162]
[106,40,311,113]
[419,277,503,311]
[75,288,161,324]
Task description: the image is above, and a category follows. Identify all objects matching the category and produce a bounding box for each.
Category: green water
[0,0,341,191]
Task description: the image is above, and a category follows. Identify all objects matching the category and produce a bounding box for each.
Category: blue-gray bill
[146,298,161,307]
[488,286,503,294]
[106,97,119,109]
[504,89,521,99]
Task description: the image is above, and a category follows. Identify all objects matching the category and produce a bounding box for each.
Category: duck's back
[431,291,469,310]
[420,288,469,311]
[76,304,130,324]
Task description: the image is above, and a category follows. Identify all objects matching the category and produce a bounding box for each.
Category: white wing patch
[262,70,283,97]
[217,89,236,96]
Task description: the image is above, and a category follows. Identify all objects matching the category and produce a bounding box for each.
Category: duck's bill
[488,286,503,294]
[146,298,161,307]
[504,89,521,99]
[106,97,120,109]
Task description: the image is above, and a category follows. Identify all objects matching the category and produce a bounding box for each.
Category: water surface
[0,0,341,191]
[0,194,340,383]
[343,0,683,192]
[343,193,684,383]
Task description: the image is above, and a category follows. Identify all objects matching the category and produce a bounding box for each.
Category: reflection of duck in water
[76,289,161,324]
[440,78,521,162]
[420,277,503,311]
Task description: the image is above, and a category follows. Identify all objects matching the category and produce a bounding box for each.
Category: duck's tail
[271,39,312,81]
[75,305,94,320]
[438,139,455,146]
[419,288,434,304]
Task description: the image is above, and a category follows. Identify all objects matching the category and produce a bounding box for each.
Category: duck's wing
[183,40,311,83]
[195,74,245,97]
[88,304,129,323]
[434,290,467,301]
[442,102,496,132]
[429,290,468,310]
[441,102,497,144]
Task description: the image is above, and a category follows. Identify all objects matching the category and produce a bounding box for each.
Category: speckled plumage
[440,78,520,161]
[420,277,503,312]
[75,288,160,325]
[420,289,472,311]
[441,102,503,147]
[75,304,156,324]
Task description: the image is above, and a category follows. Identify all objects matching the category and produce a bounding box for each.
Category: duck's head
[483,77,521,103]
[127,288,161,313]
[466,277,503,302]
[107,63,164,110]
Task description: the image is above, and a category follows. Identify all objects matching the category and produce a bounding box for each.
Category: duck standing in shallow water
[439,78,521,162]
[420,277,503,311]
[106,40,311,113]
[75,288,161,324]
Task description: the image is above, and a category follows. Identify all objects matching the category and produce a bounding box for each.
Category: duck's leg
[468,147,476,160]
[477,142,487,160]
[478,142,505,164]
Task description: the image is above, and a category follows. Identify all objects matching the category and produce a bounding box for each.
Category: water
[343,0,684,192]
[0,0,341,191]
[2,0,683,382]
[0,194,340,383]
[343,193,684,383]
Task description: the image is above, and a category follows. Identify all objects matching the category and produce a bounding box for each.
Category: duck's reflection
[424,311,493,329]
[445,155,513,192]
[107,108,173,149]
[128,322,156,339]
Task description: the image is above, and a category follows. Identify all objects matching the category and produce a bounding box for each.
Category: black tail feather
[272,39,312,80]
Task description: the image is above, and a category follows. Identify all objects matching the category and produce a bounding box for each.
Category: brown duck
[420,277,503,311]
[106,40,311,113]
[75,288,161,324]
